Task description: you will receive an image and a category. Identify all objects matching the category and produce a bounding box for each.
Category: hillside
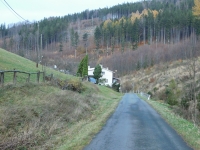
[121,56,200,123]
[1,0,199,77]
[0,48,75,84]
[0,48,123,149]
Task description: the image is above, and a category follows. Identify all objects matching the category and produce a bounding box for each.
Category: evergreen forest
[0,0,200,75]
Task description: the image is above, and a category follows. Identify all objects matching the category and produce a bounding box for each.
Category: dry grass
[58,85,122,150]
[0,45,123,149]
[0,83,98,149]
[0,82,122,149]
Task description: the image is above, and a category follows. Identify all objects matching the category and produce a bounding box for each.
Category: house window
[101,72,105,75]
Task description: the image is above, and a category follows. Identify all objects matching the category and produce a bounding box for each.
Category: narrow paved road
[84,93,193,150]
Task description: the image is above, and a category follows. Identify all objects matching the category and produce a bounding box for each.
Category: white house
[88,64,114,87]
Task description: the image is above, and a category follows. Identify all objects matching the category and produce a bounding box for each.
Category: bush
[57,78,84,93]
[153,87,159,93]
[165,88,178,106]
[181,97,190,110]
[197,102,200,111]
[112,82,120,92]
[64,79,84,93]
[121,81,133,93]
[165,80,179,106]
[149,77,155,83]
[147,91,153,97]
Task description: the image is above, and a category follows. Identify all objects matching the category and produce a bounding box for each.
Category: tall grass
[0,82,122,149]
[58,85,122,150]
[0,83,96,149]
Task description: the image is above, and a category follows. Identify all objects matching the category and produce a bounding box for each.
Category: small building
[88,64,114,87]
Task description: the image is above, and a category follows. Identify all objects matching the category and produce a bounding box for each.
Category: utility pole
[36,22,39,67]
[41,34,43,71]
[41,34,42,60]
[156,36,157,50]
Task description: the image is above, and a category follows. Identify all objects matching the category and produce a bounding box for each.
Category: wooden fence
[0,70,46,86]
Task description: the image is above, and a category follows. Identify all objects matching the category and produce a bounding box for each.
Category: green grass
[139,95,200,150]
[0,48,123,149]
[0,48,74,84]
[0,83,122,149]
[58,86,123,150]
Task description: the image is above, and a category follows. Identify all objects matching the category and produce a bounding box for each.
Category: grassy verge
[58,86,123,150]
[138,95,200,150]
[0,82,122,149]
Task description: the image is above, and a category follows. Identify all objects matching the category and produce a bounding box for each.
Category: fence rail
[0,70,46,86]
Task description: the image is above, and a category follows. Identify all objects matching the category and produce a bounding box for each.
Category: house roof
[102,68,114,73]
[88,65,114,73]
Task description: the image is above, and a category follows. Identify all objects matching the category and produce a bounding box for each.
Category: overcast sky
[0,0,139,26]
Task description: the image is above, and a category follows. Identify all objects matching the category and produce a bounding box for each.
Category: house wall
[88,67,94,76]
[101,68,113,86]
[88,65,113,87]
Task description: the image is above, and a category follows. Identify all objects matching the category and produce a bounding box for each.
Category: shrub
[149,77,155,83]
[197,93,200,112]
[181,97,190,110]
[121,81,133,93]
[63,79,84,93]
[153,87,159,93]
[57,78,84,93]
[157,90,166,100]
[197,102,200,111]
[147,91,153,97]
[112,82,120,92]
[165,79,179,106]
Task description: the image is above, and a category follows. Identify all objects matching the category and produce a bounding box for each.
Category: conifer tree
[94,27,101,51]
[82,55,88,77]
[77,55,88,77]
[83,33,88,54]
[93,64,102,84]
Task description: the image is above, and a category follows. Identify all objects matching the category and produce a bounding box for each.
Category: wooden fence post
[27,73,30,82]
[0,72,1,85]
[50,74,53,81]
[37,71,40,83]
[13,70,17,84]
[0,72,4,86]
[43,72,45,82]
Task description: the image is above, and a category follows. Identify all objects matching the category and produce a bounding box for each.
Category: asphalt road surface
[84,93,193,150]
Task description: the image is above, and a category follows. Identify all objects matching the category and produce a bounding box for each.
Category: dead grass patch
[0,83,99,149]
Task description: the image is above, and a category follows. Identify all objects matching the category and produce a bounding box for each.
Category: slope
[0,49,123,149]
[0,48,73,84]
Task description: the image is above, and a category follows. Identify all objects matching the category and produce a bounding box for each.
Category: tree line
[1,0,200,69]
[94,0,200,53]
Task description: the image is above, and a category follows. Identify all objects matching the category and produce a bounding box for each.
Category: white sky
[0,0,138,26]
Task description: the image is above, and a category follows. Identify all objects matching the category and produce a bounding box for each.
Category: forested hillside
[0,0,200,75]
